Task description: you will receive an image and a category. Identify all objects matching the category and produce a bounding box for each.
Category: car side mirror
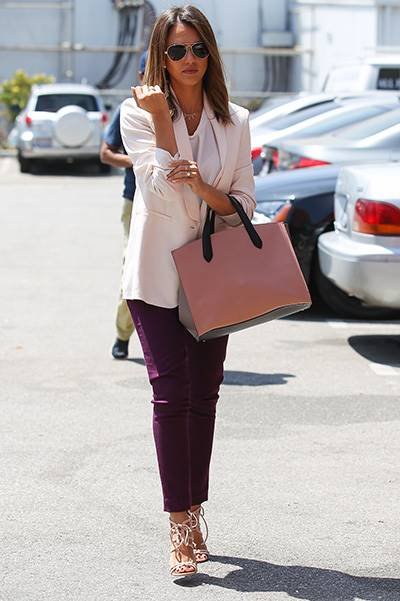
[104,102,113,112]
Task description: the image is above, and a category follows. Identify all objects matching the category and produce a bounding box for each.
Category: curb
[0,149,17,157]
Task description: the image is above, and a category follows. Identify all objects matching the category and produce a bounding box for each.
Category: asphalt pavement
[1,157,399,601]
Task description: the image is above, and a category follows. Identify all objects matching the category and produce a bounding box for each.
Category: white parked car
[323,55,400,94]
[13,83,110,173]
[318,163,400,313]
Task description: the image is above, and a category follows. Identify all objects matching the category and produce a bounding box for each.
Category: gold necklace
[183,107,202,121]
[183,111,198,121]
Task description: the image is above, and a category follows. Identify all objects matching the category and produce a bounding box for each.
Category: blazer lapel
[204,93,228,189]
[199,93,230,226]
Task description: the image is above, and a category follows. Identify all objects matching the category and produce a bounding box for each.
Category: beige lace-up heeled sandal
[169,513,198,578]
[190,505,209,563]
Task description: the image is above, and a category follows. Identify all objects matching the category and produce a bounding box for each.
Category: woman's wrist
[152,107,172,123]
[196,181,209,198]
[201,185,236,216]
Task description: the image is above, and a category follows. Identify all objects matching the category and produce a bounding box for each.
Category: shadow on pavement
[128,359,295,386]
[175,554,400,600]
[28,161,119,177]
[223,371,295,386]
[128,357,146,366]
[284,300,400,325]
[348,335,400,367]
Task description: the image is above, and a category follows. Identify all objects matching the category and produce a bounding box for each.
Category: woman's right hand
[131,85,169,116]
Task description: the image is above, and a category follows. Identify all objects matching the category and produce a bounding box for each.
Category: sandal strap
[170,560,196,575]
[189,505,209,544]
[169,517,194,553]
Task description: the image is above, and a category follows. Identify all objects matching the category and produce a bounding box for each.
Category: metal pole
[66,0,75,80]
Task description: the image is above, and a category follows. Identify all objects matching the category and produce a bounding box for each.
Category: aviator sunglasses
[165,42,209,62]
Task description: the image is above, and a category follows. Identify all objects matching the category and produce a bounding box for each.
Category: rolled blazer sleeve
[221,111,256,227]
[120,99,179,201]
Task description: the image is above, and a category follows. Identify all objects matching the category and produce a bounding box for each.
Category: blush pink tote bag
[172,196,312,341]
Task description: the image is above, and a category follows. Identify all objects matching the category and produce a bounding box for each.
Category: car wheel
[18,153,32,173]
[314,255,399,319]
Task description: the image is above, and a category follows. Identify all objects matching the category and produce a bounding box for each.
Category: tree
[0,69,55,122]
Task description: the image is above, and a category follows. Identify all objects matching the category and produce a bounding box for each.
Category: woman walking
[120,4,255,578]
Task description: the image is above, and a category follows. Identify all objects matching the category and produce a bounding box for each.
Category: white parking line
[368,363,400,376]
[325,320,348,328]
[325,319,400,329]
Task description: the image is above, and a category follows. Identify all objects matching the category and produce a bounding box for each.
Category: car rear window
[333,106,400,140]
[267,101,340,130]
[35,94,99,112]
[377,68,400,90]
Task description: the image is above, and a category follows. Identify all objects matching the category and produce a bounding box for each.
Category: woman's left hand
[166,159,205,195]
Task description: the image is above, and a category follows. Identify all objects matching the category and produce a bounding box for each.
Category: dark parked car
[255,168,400,318]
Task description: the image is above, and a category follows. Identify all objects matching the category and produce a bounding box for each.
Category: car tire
[18,153,32,174]
[314,255,399,319]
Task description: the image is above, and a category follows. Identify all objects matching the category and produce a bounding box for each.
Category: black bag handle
[201,195,262,262]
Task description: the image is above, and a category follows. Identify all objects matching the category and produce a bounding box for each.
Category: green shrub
[0,69,55,121]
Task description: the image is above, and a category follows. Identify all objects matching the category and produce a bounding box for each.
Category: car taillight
[101,112,108,124]
[272,149,279,169]
[251,146,262,161]
[278,149,330,170]
[25,114,32,127]
[294,157,330,169]
[353,198,400,235]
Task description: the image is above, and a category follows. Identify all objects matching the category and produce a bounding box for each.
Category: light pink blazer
[120,92,256,308]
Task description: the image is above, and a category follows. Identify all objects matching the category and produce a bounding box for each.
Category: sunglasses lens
[193,43,209,59]
[167,45,187,61]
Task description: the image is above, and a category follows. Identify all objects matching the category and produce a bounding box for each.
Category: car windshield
[332,106,400,139]
[296,104,392,137]
[267,101,340,130]
[35,94,99,112]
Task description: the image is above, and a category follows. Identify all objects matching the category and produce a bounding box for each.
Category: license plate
[33,137,52,148]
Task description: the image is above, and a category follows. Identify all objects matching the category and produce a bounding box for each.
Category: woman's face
[165,22,208,89]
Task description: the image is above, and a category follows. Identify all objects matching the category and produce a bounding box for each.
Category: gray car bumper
[318,230,400,309]
[20,146,100,159]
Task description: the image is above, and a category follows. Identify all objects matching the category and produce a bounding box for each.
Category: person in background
[100,51,148,359]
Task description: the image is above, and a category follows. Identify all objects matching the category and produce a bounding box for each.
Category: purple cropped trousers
[127,299,229,512]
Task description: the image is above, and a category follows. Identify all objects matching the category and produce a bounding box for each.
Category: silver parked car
[274,105,400,171]
[318,163,400,312]
[14,83,110,173]
[257,98,400,175]
[249,91,400,150]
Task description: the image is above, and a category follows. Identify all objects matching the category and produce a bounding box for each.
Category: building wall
[0,4,65,81]
[291,0,378,91]
[0,0,291,94]
[376,0,400,45]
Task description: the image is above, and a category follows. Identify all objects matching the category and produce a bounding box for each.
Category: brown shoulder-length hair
[143,4,232,125]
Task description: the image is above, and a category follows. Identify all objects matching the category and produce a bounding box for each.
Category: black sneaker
[112,338,129,359]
